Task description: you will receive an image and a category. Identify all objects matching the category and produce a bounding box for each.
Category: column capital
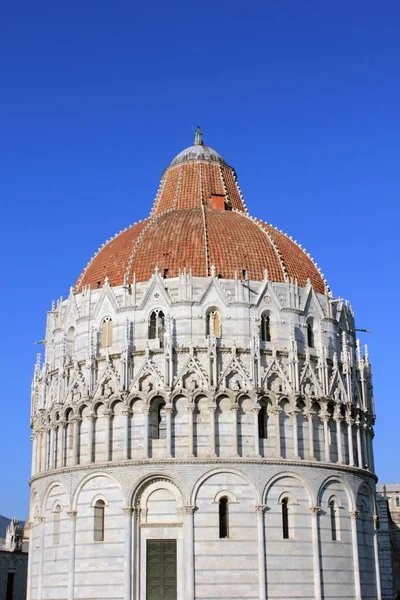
[121,408,132,417]
[122,507,133,516]
[230,404,239,412]
[271,406,282,416]
[255,504,268,514]
[289,408,300,418]
[349,510,359,520]
[304,409,315,418]
[319,411,330,422]
[72,416,83,424]
[310,506,321,515]
[37,516,46,524]
[102,409,112,418]
[251,405,260,414]
[165,404,174,414]
[142,405,151,416]
[178,505,196,516]
[67,510,78,519]
[208,405,216,413]
[187,402,196,413]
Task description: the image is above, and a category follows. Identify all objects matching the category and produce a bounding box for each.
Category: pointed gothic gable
[300,283,325,319]
[62,289,80,326]
[197,276,230,307]
[92,280,119,320]
[93,357,121,399]
[255,279,284,311]
[262,355,293,394]
[137,273,173,310]
[217,353,253,390]
[299,359,323,397]
[173,352,209,390]
[46,375,59,409]
[130,354,164,392]
[328,367,348,403]
[65,364,88,403]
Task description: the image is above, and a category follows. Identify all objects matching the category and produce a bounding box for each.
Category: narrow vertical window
[94,500,105,542]
[258,406,268,439]
[47,429,51,469]
[6,572,14,600]
[101,317,113,348]
[53,505,61,545]
[158,403,167,439]
[282,498,289,539]
[261,313,271,342]
[307,318,314,348]
[148,310,165,346]
[396,497,400,508]
[207,310,221,339]
[219,497,229,538]
[66,326,75,356]
[329,500,337,541]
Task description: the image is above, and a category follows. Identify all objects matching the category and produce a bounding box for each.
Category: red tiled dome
[75,139,327,294]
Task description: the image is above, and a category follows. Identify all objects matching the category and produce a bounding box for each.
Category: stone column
[369,429,375,472]
[103,409,112,462]
[310,507,322,600]
[122,408,132,460]
[165,404,173,458]
[373,515,382,600]
[255,505,267,600]
[355,416,363,468]
[36,517,46,600]
[123,508,133,600]
[132,508,138,598]
[87,413,95,463]
[208,405,217,457]
[67,510,78,600]
[334,413,344,464]
[183,505,196,600]
[26,522,33,600]
[231,403,239,457]
[350,510,362,600]
[320,411,330,462]
[362,422,369,469]
[187,402,195,457]
[31,434,36,477]
[304,410,315,461]
[347,416,355,467]
[143,406,150,458]
[72,417,82,465]
[59,422,66,468]
[289,408,300,459]
[271,406,282,458]
[252,406,261,458]
[49,426,55,469]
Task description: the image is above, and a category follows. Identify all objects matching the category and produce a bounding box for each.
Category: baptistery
[28,130,380,600]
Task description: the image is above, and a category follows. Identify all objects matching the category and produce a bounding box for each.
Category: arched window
[329,500,337,541]
[148,310,165,346]
[206,310,221,339]
[100,317,113,348]
[219,497,229,538]
[307,318,315,349]
[66,326,75,356]
[53,505,61,545]
[281,498,289,539]
[261,313,271,342]
[94,500,105,542]
[258,405,268,439]
[158,403,167,440]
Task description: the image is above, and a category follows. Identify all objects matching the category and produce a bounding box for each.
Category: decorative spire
[194,126,203,146]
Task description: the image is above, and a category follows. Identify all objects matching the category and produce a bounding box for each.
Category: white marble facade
[28,272,380,600]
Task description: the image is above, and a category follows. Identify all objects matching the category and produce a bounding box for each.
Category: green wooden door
[146,539,177,600]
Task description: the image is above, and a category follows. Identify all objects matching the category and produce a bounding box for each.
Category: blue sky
[1,1,399,519]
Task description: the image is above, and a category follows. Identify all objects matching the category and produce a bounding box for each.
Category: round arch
[71,471,125,510]
[262,471,314,506]
[191,466,260,505]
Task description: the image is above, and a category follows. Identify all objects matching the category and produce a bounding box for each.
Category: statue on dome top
[194,126,203,145]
